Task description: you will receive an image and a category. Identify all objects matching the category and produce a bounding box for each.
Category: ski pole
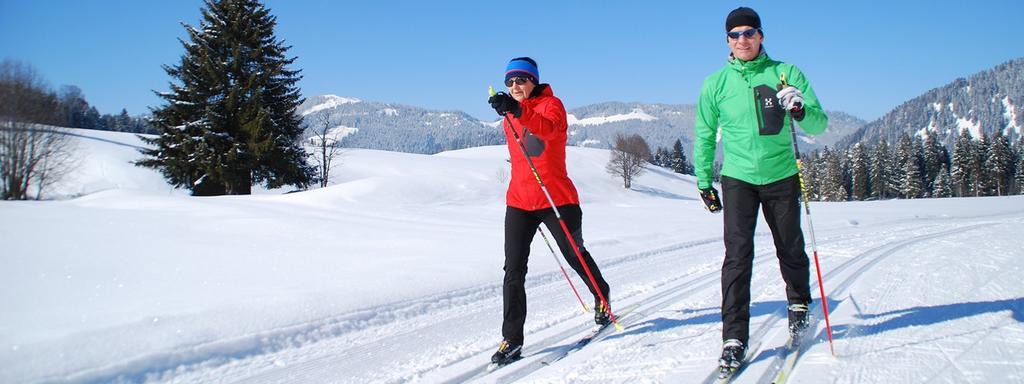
[490,86,622,331]
[781,73,836,356]
[537,226,592,313]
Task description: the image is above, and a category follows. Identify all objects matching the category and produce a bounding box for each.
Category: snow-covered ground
[1,128,1022,383]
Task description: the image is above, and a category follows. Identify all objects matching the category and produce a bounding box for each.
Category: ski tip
[614,322,625,332]
[488,86,496,97]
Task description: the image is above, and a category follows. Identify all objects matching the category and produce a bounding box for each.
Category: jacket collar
[727,48,770,73]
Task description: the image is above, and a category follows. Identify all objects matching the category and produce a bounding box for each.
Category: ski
[485,355,523,372]
[538,303,640,366]
[769,325,815,384]
[479,303,639,377]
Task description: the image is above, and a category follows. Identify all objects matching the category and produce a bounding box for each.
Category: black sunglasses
[727,28,760,40]
[505,77,530,87]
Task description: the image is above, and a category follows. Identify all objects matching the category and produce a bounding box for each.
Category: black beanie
[725,7,761,31]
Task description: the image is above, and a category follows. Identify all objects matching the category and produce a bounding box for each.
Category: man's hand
[699,187,722,213]
[776,86,804,111]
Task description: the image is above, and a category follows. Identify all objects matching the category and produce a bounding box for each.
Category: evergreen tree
[900,150,924,199]
[892,133,914,198]
[923,133,944,194]
[116,109,132,132]
[801,151,820,201]
[932,163,953,198]
[1016,146,1024,195]
[653,146,667,168]
[818,148,846,201]
[951,129,974,197]
[974,132,991,196]
[669,139,691,175]
[849,143,870,200]
[870,140,893,199]
[138,0,314,195]
[1016,136,1024,194]
[985,130,1013,195]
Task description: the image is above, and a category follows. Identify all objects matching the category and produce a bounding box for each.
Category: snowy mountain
[565,102,865,155]
[298,95,503,154]
[839,57,1024,149]
[299,95,865,157]
[2,128,1023,383]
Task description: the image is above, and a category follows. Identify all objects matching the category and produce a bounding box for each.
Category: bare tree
[606,133,652,189]
[0,59,77,200]
[307,113,345,187]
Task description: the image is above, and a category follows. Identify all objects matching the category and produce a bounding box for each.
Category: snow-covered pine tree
[849,143,870,200]
[932,163,953,198]
[974,132,992,196]
[1016,145,1024,195]
[892,134,913,198]
[951,129,975,197]
[900,149,924,199]
[653,146,668,168]
[818,148,847,201]
[670,139,691,175]
[870,139,893,200]
[923,133,944,195]
[801,151,820,201]
[137,0,314,195]
[985,130,1013,195]
[1016,136,1024,194]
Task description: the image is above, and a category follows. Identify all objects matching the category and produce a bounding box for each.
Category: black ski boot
[490,339,522,365]
[595,299,611,326]
[788,303,809,335]
[719,339,745,370]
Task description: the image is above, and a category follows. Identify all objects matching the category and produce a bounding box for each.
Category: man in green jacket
[692,7,828,371]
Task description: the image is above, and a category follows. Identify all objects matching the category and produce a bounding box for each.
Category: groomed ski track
[67,210,1024,383]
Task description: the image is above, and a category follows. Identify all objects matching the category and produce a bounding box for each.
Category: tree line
[607,135,694,189]
[56,85,154,134]
[801,130,1024,201]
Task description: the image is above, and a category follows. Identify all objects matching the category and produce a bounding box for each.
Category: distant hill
[300,95,865,156]
[838,57,1024,149]
[297,95,503,154]
[565,102,864,155]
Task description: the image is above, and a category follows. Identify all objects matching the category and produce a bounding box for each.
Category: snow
[2,128,1023,383]
[567,108,658,127]
[301,95,362,116]
[956,115,983,139]
[1003,96,1020,136]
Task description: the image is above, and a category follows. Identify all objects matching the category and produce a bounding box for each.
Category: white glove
[776,86,804,111]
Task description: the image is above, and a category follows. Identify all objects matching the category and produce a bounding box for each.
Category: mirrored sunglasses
[727,28,760,40]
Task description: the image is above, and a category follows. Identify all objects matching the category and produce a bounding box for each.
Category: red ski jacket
[502,84,580,211]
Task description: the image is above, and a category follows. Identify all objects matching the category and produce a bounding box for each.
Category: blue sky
[1,0,1021,122]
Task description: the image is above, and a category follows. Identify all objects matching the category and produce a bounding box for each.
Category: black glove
[488,92,522,118]
[699,187,722,213]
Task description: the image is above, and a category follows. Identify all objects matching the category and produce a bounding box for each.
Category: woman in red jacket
[486,57,611,365]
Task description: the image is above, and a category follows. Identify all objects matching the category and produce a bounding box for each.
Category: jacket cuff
[791,107,805,122]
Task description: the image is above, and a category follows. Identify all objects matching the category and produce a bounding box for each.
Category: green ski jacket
[693,52,828,189]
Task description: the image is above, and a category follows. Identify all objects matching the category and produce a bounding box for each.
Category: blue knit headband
[505,59,539,84]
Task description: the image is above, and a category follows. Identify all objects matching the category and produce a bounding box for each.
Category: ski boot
[788,303,809,335]
[720,339,745,376]
[595,299,611,326]
[490,339,522,365]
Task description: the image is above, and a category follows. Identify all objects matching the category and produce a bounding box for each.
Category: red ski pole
[781,74,836,356]
[537,226,592,313]
[490,86,622,331]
